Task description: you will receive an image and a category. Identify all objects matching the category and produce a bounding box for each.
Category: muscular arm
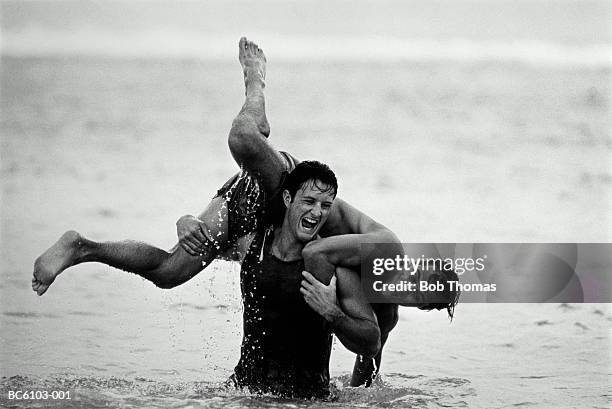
[301,268,381,358]
[304,198,403,276]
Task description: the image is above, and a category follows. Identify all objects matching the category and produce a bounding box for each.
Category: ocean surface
[1,1,611,408]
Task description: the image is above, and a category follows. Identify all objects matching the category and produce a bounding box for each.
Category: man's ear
[282,190,292,208]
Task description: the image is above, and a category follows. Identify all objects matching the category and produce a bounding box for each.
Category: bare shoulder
[321,197,382,236]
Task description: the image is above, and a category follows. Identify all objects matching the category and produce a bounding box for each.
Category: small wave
[426,377,471,388]
[559,303,577,310]
[574,322,589,330]
[167,302,231,311]
[3,311,59,319]
[534,320,553,326]
[519,375,553,379]
[384,372,425,380]
[68,311,103,317]
[541,345,561,350]
[96,208,117,218]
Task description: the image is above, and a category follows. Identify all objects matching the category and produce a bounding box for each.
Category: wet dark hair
[417,269,461,320]
[266,160,338,226]
[283,160,338,200]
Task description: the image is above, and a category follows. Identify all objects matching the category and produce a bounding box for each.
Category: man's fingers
[300,287,313,304]
[186,234,204,248]
[301,271,323,286]
[188,225,207,244]
[301,280,314,292]
[180,241,199,256]
[182,245,197,256]
[200,224,214,242]
[183,235,203,249]
[179,237,195,250]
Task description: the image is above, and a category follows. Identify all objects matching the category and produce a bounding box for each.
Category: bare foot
[32,230,83,296]
[239,37,266,85]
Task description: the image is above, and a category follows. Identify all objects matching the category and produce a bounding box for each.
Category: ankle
[245,70,265,89]
[65,231,93,263]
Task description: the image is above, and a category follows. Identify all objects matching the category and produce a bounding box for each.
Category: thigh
[162,195,231,284]
[194,194,247,262]
[230,137,288,196]
[193,186,254,263]
[195,195,230,245]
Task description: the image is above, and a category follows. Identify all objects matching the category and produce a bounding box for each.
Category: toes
[239,37,265,60]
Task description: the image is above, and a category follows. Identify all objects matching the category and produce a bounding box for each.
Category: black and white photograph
[1,1,610,408]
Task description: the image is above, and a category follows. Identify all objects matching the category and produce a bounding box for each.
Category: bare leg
[228,37,287,196]
[32,196,229,296]
[32,38,281,296]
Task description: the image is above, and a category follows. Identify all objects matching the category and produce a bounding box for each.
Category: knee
[377,228,401,245]
[302,241,331,269]
[149,257,184,290]
[228,118,259,161]
[150,265,178,290]
[155,280,176,290]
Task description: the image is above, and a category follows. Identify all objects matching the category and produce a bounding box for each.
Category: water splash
[0,373,475,408]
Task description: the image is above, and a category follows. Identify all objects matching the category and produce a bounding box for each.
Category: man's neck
[271,226,304,262]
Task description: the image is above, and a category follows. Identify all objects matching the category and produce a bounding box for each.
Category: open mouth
[301,216,319,231]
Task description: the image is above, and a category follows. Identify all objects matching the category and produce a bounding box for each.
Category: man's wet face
[284,179,336,243]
